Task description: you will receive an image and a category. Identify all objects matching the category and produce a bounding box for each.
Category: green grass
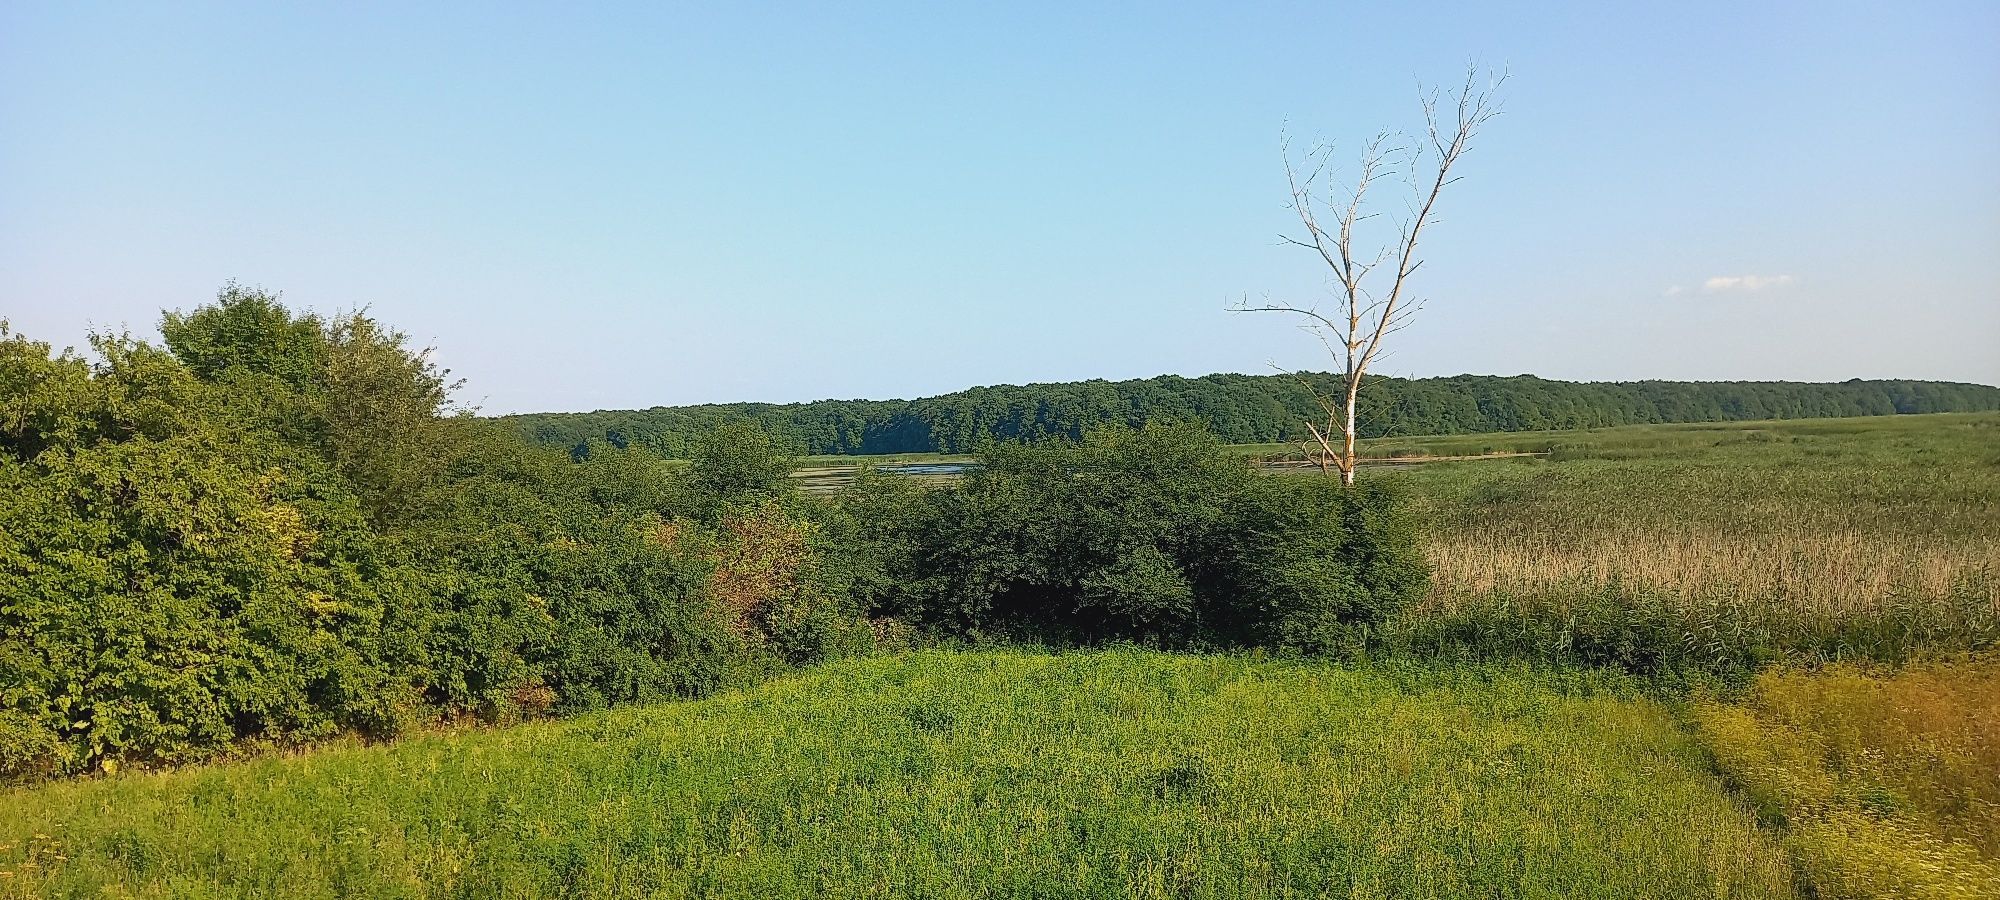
[0,650,1797,899]
[1377,412,2000,531]
[1243,410,2000,464]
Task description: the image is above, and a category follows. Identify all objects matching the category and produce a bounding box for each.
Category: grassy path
[0,650,1794,899]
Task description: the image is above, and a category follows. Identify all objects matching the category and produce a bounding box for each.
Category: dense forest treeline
[503,372,2000,457]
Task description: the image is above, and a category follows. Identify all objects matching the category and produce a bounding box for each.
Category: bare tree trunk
[1236,68,1502,485]
[1341,378,1359,485]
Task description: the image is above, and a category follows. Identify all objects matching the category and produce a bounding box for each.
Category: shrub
[1389,573,1998,677]
[1223,475,1429,653]
[0,295,770,781]
[841,423,1428,652]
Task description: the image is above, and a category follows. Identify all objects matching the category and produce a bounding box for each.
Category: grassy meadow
[0,650,1797,899]
[1388,412,1999,602]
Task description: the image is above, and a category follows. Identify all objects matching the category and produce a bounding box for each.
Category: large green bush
[839,424,1428,651]
[1,324,406,775]
[0,291,769,781]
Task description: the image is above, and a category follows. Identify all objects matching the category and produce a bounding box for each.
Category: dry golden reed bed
[1427,527,1997,615]
[1385,414,1999,666]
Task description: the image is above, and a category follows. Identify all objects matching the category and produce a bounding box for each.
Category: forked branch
[1235,67,1503,484]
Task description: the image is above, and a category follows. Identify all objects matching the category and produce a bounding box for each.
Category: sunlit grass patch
[0,650,1796,899]
[1693,657,2000,899]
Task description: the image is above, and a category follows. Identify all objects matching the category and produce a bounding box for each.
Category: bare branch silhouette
[1235,66,1503,484]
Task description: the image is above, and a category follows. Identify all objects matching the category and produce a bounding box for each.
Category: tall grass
[0,650,1797,899]
[1378,413,2000,670]
[1693,656,2000,899]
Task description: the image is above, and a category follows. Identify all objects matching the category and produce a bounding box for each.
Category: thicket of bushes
[0,290,866,780]
[838,425,1426,653]
[0,289,1427,781]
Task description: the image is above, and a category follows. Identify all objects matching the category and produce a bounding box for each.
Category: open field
[0,650,1797,899]
[797,451,979,467]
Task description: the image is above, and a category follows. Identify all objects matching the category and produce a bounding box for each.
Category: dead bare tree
[1237,69,1503,485]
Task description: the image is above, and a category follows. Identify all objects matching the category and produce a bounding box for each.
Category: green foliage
[1234,478,1430,654]
[0,650,1799,898]
[0,293,768,782]
[159,283,464,524]
[842,424,1428,651]
[0,323,404,774]
[504,371,2000,457]
[158,282,323,389]
[686,421,796,516]
[316,313,463,524]
[385,426,740,718]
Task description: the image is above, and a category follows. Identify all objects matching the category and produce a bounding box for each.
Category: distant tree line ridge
[502,373,2000,457]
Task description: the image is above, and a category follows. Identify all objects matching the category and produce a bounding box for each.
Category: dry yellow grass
[1384,415,2000,665]
[1426,527,1998,615]
[1694,658,2000,899]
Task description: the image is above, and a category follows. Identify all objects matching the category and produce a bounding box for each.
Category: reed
[1380,413,2000,670]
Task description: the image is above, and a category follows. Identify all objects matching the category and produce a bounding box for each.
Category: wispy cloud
[1656,274,1800,298]
[1701,274,1795,293]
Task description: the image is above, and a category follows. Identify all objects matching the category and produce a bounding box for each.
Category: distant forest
[501,373,2000,458]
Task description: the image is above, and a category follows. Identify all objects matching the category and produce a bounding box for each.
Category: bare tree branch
[1235,66,1504,484]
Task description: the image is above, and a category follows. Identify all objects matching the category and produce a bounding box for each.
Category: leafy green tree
[687,421,795,515]
[159,282,324,389]
[317,312,463,523]
[162,286,463,525]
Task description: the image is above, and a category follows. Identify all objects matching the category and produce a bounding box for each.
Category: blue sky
[4,2,1996,414]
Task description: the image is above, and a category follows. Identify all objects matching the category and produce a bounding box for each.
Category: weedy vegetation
[1694,658,2000,899]
[0,651,1798,899]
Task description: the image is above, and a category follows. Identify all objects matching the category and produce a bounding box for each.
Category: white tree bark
[1238,69,1502,484]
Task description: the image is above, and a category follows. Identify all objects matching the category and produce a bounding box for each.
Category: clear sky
[4,2,1996,414]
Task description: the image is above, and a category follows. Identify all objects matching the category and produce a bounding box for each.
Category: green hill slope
[0,650,1795,899]
[503,373,2000,457]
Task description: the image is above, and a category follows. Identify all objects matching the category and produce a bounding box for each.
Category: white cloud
[1662,285,1685,297]
[1701,274,1795,293]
